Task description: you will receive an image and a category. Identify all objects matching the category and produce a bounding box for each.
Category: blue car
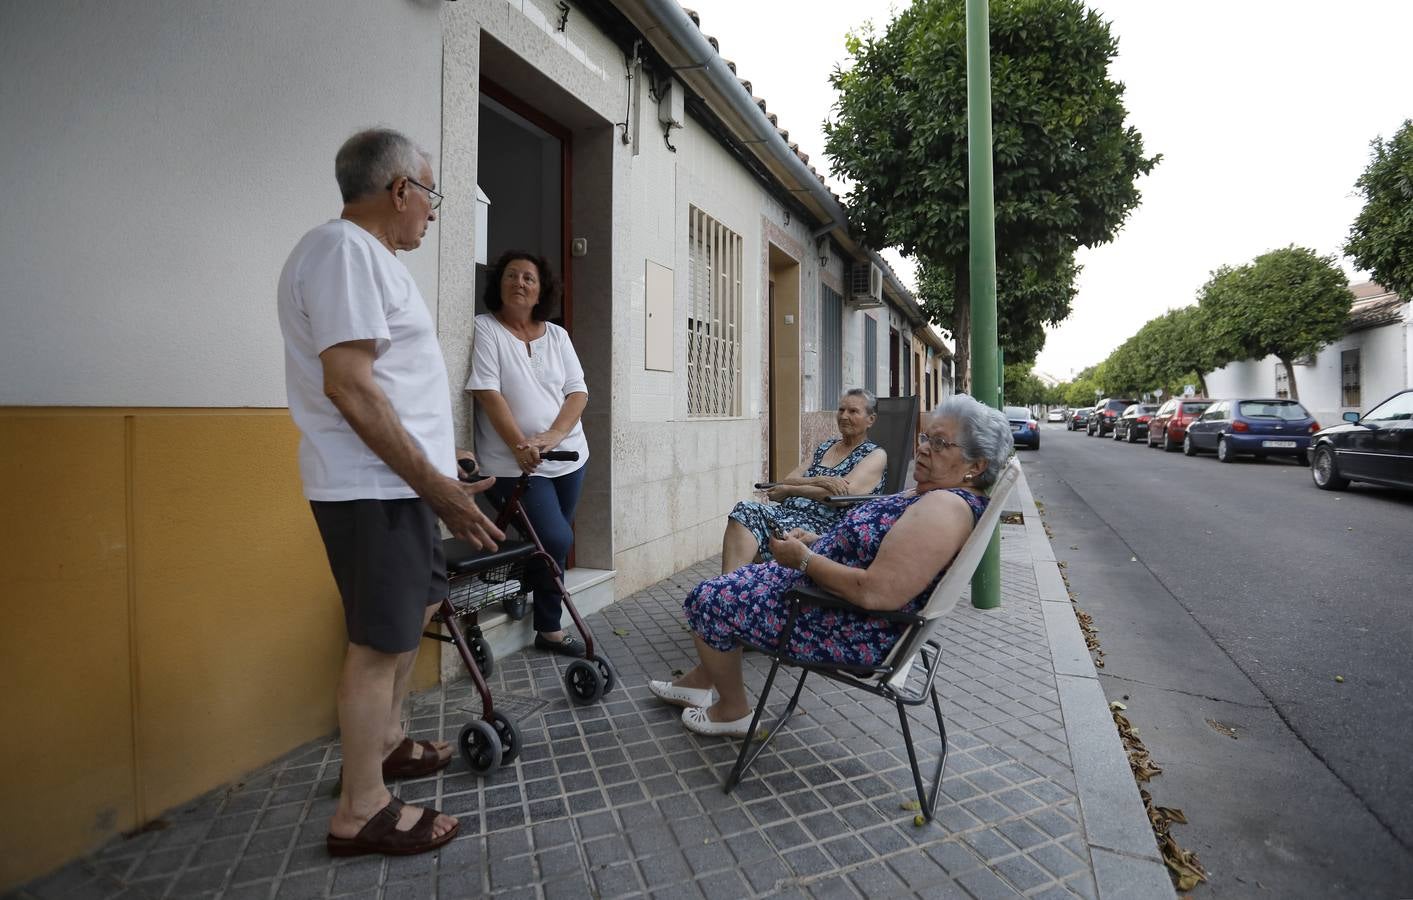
[1182,398,1318,464]
[1005,405,1040,450]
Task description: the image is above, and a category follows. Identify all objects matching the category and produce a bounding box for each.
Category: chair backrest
[869,394,922,494]
[881,457,1023,691]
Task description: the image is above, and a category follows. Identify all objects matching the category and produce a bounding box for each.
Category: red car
[1148,397,1214,451]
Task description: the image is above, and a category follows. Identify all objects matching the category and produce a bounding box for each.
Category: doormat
[457,692,552,723]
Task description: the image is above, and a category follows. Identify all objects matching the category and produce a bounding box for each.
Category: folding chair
[722,458,1023,820]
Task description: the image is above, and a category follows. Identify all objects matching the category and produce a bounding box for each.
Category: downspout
[628,0,849,240]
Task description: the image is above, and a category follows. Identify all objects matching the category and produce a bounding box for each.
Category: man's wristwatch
[798,550,813,575]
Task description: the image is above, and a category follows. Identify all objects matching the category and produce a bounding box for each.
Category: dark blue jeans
[488,466,586,633]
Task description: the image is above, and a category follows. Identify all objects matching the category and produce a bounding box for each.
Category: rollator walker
[421,451,616,774]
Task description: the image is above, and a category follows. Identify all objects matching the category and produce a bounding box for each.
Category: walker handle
[541,450,580,462]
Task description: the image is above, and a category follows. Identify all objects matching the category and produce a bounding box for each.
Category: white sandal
[682,705,755,738]
[648,680,717,709]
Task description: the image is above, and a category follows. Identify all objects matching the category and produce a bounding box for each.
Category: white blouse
[466,313,589,479]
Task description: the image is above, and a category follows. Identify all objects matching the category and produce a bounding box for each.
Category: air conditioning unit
[849,262,884,309]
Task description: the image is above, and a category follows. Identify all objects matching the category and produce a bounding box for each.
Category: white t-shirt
[466,313,589,479]
[277,219,455,500]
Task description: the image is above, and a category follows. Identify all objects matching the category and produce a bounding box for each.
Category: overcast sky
[688,0,1413,380]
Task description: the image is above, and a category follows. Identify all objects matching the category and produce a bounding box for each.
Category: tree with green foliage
[1345,120,1413,299]
[827,0,1157,390]
[917,252,1079,367]
[1198,247,1352,401]
[1003,362,1047,406]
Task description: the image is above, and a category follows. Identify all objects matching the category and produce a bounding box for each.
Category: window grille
[686,207,743,417]
[1341,348,1361,408]
[1274,363,1289,399]
[863,317,877,394]
[819,284,843,407]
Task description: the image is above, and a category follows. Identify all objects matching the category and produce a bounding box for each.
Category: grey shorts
[310,498,447,654]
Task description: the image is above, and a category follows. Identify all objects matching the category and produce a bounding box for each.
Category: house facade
[1204,282,1410,425]
[0,0,951,886]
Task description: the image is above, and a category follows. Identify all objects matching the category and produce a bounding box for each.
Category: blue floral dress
[686,488,989,666]
[727,438,885,561]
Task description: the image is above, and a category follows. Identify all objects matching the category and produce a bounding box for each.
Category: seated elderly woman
[650,394,1013,736]
[720,387,887,574]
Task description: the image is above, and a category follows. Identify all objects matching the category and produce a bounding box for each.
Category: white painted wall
[1203,311,1411,427]
[0,0,442,407]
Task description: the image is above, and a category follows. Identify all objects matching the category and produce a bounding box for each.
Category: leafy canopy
[1199,247,1351,367]
[1345,120,1413,298]
[826,0,1157,382]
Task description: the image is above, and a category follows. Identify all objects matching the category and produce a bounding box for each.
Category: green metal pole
[966,0,1001,610]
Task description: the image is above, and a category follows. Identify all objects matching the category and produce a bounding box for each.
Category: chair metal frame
[722,458,1023,820]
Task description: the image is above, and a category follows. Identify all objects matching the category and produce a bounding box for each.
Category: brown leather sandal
[326,797,459,857]
[381,737,452,779]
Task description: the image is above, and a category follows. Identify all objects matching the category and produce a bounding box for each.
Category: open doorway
[476,80,572,329]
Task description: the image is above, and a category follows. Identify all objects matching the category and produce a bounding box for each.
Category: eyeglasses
[387,175,443,211]
[917,432,962,453]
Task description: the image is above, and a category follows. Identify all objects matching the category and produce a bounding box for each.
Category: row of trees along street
[823,0,1410,407]
[1043,119,1413,407]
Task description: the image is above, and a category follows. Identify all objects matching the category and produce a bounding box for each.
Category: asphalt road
[1022,422,1413,898]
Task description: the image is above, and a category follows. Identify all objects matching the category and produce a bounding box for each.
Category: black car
[1068,407,1093,431]
[1088,397,1137,437]
[1113,403,1160,443]
[1309,389,1413,491]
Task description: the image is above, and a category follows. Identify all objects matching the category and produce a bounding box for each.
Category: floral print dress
[686,488,989,666]
[727,438,885,562]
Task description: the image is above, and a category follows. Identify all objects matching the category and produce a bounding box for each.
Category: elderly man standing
[278,128,501,857]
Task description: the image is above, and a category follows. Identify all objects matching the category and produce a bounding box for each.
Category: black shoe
[534,633,586,658]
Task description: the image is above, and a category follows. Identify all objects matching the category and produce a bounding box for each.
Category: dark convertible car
[1309,389,1413,491]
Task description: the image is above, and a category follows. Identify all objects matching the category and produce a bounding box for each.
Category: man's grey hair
[842,387,878,416]
[929,394,1014,490]
[335,128,431,204]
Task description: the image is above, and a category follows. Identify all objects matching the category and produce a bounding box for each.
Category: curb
[1010,464,1177,900]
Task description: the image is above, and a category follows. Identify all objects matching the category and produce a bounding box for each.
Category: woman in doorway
[718,388,887,573]
[467,250,590,657]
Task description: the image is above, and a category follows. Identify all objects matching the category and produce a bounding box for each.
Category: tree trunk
[1197,373,1209,397]
[1281,357,1299,401]
[951,266,971,395]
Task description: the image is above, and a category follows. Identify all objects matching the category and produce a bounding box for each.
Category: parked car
[1006,405,1040,449]
[1183,398,1318,463]
[1047,408,1068,423]
[1148,397,1213,451]
[1088,397,1137,437]
[1309,388,1413,491]
[1068,407,1093,431]
[1113,403,1160,443]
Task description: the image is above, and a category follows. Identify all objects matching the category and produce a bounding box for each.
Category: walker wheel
[458,719,502,774]
[565,658,605,705]
[490,710,521,765]
[593,656,618,695]
[468,633,494,678]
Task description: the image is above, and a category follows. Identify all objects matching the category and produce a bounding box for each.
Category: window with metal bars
[686,207,743,417]
[1274,363,1290,399]
[1341,349,1361,408]
[819,284,842,407]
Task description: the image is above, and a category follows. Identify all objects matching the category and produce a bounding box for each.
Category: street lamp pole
[966,0,1001,610]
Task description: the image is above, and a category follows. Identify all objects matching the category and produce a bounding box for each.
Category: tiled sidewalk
[12,472,1172,899]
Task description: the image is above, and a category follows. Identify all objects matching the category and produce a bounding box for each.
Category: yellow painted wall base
[0,408,440,889]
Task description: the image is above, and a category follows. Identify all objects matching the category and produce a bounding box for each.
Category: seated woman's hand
[768,534,809,570]
[786,527,818,545]
[765,484,791,502]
